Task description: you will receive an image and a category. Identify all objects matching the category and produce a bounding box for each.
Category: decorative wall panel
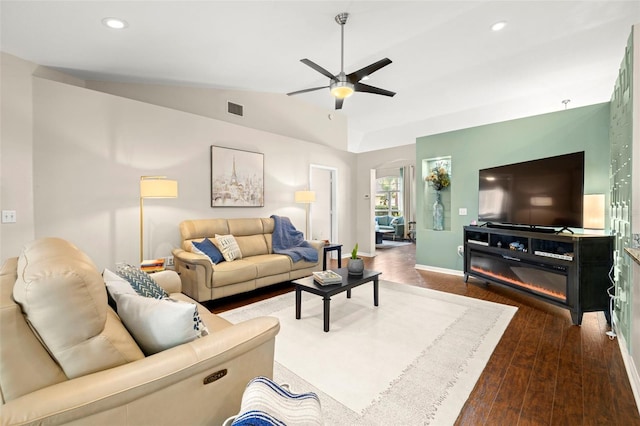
[610,29,634,345]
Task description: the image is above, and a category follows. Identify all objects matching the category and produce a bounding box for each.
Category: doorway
[309,165,337,245]
[372,165,416,248]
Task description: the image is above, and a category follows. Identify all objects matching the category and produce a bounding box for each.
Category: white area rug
[220,281,517,425]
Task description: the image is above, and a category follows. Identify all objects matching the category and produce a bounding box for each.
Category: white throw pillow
[113,293,209,355]
[214,234,242,261]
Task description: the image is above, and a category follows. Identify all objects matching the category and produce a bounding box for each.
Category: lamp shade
[295,190,316,203]
[583,194,605,229]
[140,178,178,198]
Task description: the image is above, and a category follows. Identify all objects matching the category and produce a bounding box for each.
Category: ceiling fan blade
[354,82,396,97]
[287,86,329,96]
[301,59,338,82]
[335,98,344,110]
[347,58,392,83]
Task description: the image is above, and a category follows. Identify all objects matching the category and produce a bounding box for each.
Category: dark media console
[463,225,614,325]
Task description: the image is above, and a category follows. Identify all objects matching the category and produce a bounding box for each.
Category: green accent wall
[415,103,611,271]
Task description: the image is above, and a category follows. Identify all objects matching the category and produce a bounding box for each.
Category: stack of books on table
[140,258,166,273]
[312,270,343,285]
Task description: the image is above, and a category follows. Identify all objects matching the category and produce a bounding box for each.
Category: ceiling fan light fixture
[330,83,354,99]
[287,12,394,109]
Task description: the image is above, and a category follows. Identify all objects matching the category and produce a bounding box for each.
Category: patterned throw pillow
[214,234,242,262]
[192,238,225,264]
[116,264,168,299]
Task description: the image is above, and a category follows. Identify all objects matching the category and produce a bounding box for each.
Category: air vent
[227,102,244,117]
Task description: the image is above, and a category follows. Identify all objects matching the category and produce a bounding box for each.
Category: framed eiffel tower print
[210,146,264,207]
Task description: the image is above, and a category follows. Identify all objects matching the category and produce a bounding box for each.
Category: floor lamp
[140,176,178,263]
[295,190,316,239]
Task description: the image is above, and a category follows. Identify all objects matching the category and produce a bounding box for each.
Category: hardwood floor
[206,243,640,425]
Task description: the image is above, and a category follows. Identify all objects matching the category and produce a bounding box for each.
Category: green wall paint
[415,102,611,271]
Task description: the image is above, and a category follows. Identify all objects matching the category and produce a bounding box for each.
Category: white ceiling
[1,1,638,152]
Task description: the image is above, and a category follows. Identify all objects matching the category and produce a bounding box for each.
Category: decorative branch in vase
[425,166,450,231]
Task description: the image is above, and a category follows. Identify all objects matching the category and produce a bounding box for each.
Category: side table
[322,244,342,270]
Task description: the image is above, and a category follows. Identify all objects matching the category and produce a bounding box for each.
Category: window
[375,176,402,217]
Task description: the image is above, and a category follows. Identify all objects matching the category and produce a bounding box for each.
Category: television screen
[478,152,584,229]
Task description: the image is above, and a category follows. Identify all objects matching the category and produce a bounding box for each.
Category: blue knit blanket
[270,215,318,263]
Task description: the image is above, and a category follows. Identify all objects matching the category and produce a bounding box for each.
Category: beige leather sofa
[0,238,280,426]
[172,218,323,302]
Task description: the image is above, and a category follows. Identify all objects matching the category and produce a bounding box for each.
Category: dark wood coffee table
[293,268,381,332]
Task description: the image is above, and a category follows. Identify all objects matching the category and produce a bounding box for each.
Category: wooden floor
[206,243,640,425]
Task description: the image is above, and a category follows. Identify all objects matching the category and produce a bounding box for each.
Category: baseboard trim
[415,264,464,277]
[613,316,640,416]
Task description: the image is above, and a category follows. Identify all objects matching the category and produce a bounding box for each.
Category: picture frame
[210,146,264,207]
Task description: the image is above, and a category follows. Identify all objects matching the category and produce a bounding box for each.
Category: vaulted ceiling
[1,1,638,152]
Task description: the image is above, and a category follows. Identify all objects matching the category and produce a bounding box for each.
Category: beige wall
[86,80,349,152]
[0,53,89,260]
[0,53,367,269]
[1,53,36,259]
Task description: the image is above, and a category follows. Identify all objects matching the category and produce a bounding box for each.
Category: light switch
[458,208,468,216]
[2,210,16,223]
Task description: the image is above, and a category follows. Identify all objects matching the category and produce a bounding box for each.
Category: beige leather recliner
[0,238,280,426]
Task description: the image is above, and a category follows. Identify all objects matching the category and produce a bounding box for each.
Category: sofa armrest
[151,270,182,294]
[0,316,280,426]
[172,248,214,301]
[307,240,324,266]
[307,240,324,251]
[172,248,212,267]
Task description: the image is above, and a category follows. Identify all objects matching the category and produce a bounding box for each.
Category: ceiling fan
[287,12,396,110]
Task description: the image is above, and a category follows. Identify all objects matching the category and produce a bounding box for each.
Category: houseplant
[347,243,364,275]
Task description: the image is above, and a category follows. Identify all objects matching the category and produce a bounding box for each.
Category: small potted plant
[347,243,364,275]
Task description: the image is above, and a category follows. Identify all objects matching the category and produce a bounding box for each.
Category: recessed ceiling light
[491,21,507,32]
[102,17,128,30]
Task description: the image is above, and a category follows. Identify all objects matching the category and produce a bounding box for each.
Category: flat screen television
[478,152,584,229]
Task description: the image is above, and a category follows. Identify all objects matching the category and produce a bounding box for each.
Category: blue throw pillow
[192,238,225,264]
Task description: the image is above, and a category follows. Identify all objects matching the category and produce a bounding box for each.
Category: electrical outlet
[166,256,174,267]
[458,208,467,216]
[1,210,16,223]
